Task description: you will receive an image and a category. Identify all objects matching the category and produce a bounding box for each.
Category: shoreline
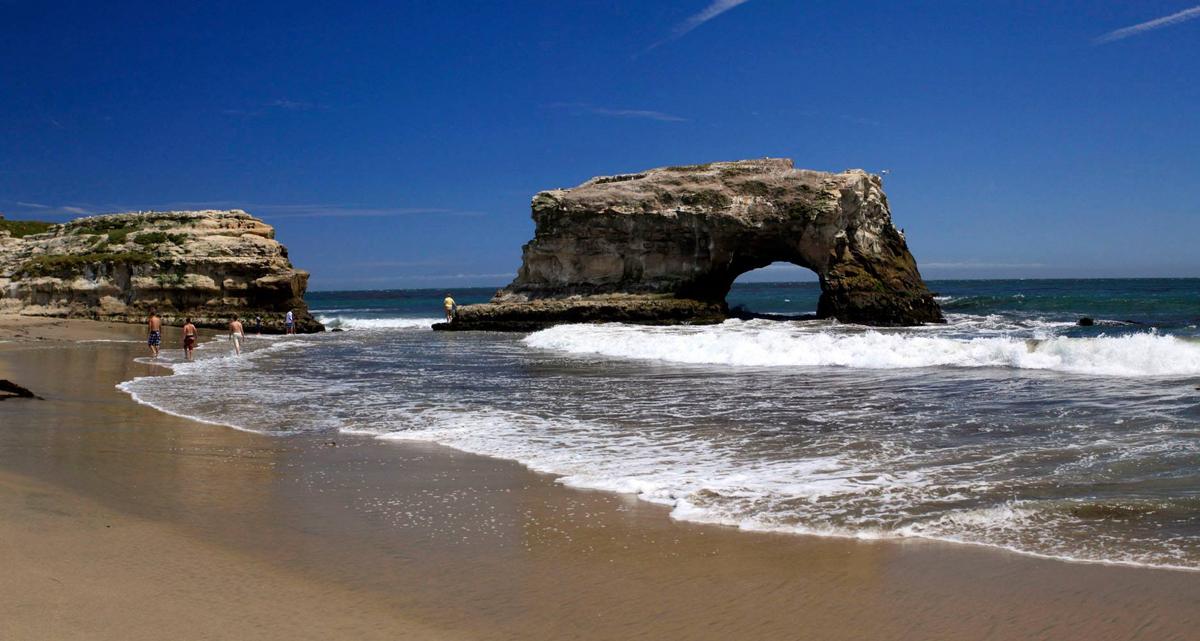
[2,317,1199,639]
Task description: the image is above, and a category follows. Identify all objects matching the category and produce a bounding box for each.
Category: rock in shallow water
[0,379,41,400]
[441,158,943,331]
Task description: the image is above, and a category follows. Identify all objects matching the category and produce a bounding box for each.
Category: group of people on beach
[145,296,449,361]
[147,308,296,360]
[146,310,192,359]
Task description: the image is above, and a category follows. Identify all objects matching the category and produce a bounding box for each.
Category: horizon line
[305,274,1200,294]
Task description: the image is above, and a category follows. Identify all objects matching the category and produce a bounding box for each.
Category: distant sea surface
[120,279,1200,570]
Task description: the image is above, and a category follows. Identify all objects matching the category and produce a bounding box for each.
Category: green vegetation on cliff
[133,231,188,247]
[18,251,154,276]
[0,219,55,238]
[1,209,321,333]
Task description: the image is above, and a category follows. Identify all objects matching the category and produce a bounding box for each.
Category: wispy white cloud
[839,114,882,127]
[923,261,1047,270]
[253,205,482,219]
[398,272,512,281]
[548,102,687,122]
[756,263,811,271]
[267,99,320,111]
[161,201,483,219]
[1094,5,1200,44]
[4,202,95,219]
[588,107,687,122]
[648,0,754,50]
[8,200,479,220]
[345,260,445,269]
[314,272,513,285]
[222,99,328,117]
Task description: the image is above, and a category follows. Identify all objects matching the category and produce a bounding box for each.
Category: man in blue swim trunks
[285,309,295,334]
[147,308,162,357]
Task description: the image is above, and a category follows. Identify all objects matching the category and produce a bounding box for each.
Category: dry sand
[1,315,1198,640]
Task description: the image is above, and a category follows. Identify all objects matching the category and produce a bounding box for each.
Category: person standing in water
[182,318,198,361]
[146,308,162,358]
[254,315,262,335]
[285,309,295,334]
[443,294,457,322]
[228,314,245,356]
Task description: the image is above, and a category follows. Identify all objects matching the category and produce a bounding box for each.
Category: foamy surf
[316,316,439,331]
[366,407,1199,572]
[109,281,1200,573]
[118,336,323,435]
[524,320,1200,377]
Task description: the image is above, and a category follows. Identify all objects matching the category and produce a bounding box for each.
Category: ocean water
[119,280,1200,570]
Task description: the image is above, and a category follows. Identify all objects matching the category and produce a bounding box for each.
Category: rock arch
[442,159,943,331]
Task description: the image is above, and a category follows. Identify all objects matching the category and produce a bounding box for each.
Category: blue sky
[2,1,1198,289]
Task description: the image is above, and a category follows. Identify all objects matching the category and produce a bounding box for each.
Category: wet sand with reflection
[1,318,1198,640]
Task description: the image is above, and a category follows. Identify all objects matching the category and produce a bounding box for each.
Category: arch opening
[726,261,822,321]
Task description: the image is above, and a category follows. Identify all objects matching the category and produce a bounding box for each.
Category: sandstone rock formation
[442,158,942,331]
[0,210,322,332]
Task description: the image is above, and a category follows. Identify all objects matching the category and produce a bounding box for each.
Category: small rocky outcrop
[440,158,942,331]
[0,379,42,400]
[0,210,321,332]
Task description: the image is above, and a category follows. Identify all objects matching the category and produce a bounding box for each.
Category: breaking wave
[317,316,439,331]
[524,320,1200,377]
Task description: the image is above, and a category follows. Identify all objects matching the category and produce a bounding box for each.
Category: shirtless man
[228,314,245,356]
[182,318,198,361]
[147,309,163,357]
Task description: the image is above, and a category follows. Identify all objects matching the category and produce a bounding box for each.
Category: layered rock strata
[0,210,321,332]
[439,158,942,331]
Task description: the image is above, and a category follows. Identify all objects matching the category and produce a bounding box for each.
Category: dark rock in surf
[0,379,42,400]
[439,158,943,332]
[1078,318,1095,327]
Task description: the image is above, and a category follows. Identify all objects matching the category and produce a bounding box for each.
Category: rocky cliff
[442,158,943,330]
[0,210,322,332]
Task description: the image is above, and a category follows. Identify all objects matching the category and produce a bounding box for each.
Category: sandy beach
[2,316,1199,640]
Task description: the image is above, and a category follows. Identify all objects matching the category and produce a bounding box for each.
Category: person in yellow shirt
[443,294,457,321]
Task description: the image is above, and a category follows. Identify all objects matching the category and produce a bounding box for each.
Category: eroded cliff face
[446,158,942,330]
[0,210,321,332]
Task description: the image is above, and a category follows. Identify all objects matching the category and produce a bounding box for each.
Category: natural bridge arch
[441,158,943,331]
[726,263,821,317]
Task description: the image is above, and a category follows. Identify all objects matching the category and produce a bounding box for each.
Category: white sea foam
[117,337,321,434]
[109,310,1200,571]
[369,408,909,517]
[366,408,1199,571]
[317,315,439,331]
[524,320,1200,377]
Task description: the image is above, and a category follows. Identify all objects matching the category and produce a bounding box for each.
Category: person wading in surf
[147,308,162,358]
[182,318,198,361]
[228,314,245,356]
